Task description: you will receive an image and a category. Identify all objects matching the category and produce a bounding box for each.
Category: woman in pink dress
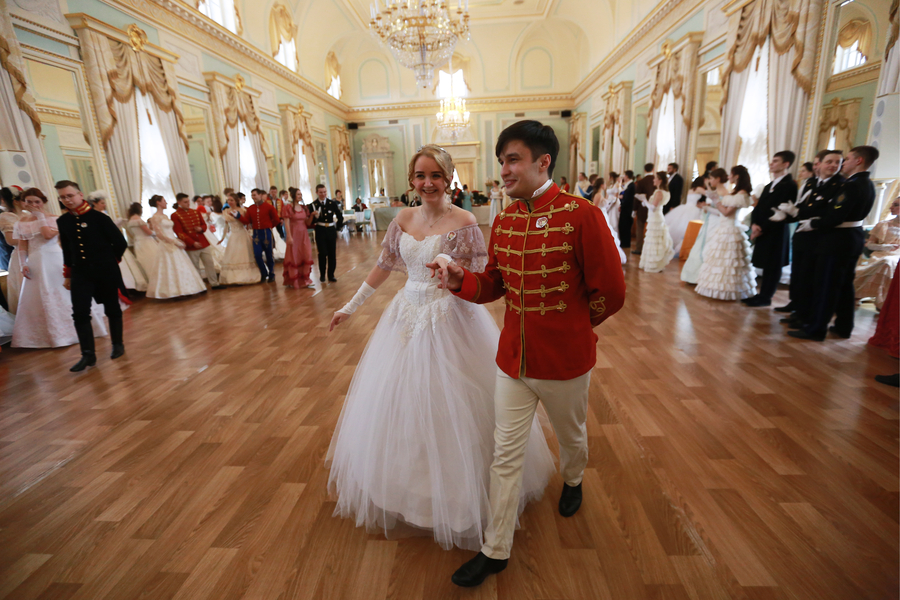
[282,187,315,289]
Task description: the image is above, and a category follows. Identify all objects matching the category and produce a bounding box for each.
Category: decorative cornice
[346,94,573,120]
[110,0,349,116]
[647,31,704,68]
[825,61,882,93]
[36,105,83,128]
[10,15,80,47]
[66,13,180,62]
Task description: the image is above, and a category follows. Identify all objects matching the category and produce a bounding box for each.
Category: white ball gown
[695,192,757,300]
[488,189,503,225]
[146,213,206,299]
[327,220,556,551]
[219,211,260,285]
[664,191,704,255]
[596,197,626,265]
[127,218,159,280]
[639,191,675,273]
[681,202,723,284]
[11,216,108,348]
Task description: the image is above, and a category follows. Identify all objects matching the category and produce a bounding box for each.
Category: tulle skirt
[681,213,722,284]
[327,288,556,551]
[146,241,206,299]
[119,248,148,292]
[219,227,260,285]
[664,203,702,255]
[639,209,675,273]
[695,220,757,301]
[7,248,22,314]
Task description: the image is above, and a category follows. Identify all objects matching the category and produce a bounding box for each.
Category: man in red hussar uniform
[171,192,223,290]
[430,120,626,587]
[240,188,282,282]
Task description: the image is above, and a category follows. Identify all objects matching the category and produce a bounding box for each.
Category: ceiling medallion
[369,0,470,89]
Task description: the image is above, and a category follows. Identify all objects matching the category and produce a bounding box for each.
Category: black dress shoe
[328,278,338,283]
[110,344,125,360]
[70,354,97,372]
[451,552,508,587]
[787,330,825,342]
[829,326,851,339]
[319,277,326,283]
[632,251,641,256]
[874,373,900,387]
[559,482,583,517]
[774,303,794,313]
[741,295,756,304]
[267,275,276,282]
[212,285,226,290]
[745,297,771,307]
[779,316,799,324]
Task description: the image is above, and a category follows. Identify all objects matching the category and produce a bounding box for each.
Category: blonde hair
[408,145,455,190]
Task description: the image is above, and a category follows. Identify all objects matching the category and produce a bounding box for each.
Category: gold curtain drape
[269,3,297,55]
[207,77,268,159]
[280,104,312,168]
[77,27,188,151]
[837,19,873,59]
[602,83,631,151]
[0,0,40,135]
[647,38,701,132]
[720,0,822,110]
[332,126,351,174]
[326,51,343,97]
[817,97,860,153]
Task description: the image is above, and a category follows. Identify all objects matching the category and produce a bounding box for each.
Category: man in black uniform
[789,145,879,341]
[311,183,344,282]
[55,180,128,372]
[771,150,844,327]
[746,150,798,307]
[618,170,635,250]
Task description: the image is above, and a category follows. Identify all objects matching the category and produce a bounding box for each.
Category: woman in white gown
[89,191,148,292]
[196,195,225,268]
[219,195,260,285]
[681,189,722,285]
[210,197,228,246]
[1,188,25,314]
[639,172,675,273]
[488,180,503,225]
[591,184,626,265]
[328,146,555,551]
[11,188,107,348]
[855,197,900,309]
[126,203,159,280]
[665,177,707,256]
[146,195,206,299]
[695,167,756,301]
[605,173,621,235]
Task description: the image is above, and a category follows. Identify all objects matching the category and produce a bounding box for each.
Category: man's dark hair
[801,161,814,173]
[668,162,679,171]
[815,149,842,162]
[579,172,586,178]
[560,176,567,182]
[773,150,795,167]
[236,192,246,199]
[624,170,635,180]
[251,188,266,195]
[55,180,81,191]
[315,184,326,191]
[850,145,880,169]
[269,185,277,191]
[704,161,717,173]
[495,120,559,177]
[335,189,342,195]
[176,193,189,201]
[643,163,654,173]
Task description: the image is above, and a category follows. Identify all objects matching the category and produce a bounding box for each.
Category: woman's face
[157,198,167,210]
[653,174,662,187]
[411,155,448,203]
[24,195,45,213]
[728,172,738,185]
[799,166,813,180]
[94,198,107,212]
[890,198,899,216]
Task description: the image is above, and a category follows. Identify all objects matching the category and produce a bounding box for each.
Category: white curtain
[154,101,194,197]
[0,69,55,209]
[298,142,313,201]
[107,96,142,216]
[881,43,899,95]
[738,41,770,188]
[654,91,677,169]
[611,124,626,174]
[768,43,807,162]
[672,95,690,183]
[646,108,659,173]
[237,124,257,197]
[250,129,269,191]
[136,91,175,218]
[720,66,753,173]
[222,123,240,191]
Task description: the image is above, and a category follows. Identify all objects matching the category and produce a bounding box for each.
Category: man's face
[317,187,327,201]
[269,188,277,197]
[177,197,191,210]
[820,153,842,179]
[58,186,84,210]
[769,156,788,174]
[666,165,676,175]
[251,191,262,204]
[499,139,550,199]
[840,151,860,177]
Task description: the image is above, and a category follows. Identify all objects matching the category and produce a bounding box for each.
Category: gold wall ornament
[661,40,673,59]
[126,24,148,52]
[234,73,245,92]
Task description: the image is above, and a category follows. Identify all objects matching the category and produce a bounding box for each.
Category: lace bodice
[127,219,153,242]
[685,192,703,208]
[149,214,178,243]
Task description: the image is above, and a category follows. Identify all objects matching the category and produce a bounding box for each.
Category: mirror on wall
[183,103,219,196]
[24,58,102,198]
[695,65,723,177]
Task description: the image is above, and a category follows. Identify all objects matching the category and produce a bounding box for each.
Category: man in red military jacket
[431,121,626,587]
[240,188,282,282]
[171,193,223,289]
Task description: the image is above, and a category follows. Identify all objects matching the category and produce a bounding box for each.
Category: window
[238,124,257,198]
[438,69,467,99]
[136,90,175,220]
[274,37,297,71]
[199,0,236,33]
[833,40,867,74]
[327,75,341,100]
[737,39,770,193]
[655,90,677,168]
[706,68,720,86]
[297,143,312,204]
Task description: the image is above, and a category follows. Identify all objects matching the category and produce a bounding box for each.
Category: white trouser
[482,368,591,560]
[188,246,218,286]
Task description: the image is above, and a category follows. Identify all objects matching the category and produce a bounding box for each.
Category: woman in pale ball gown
[664,176,707,256]
[145,195,206,299]
[88,190,148,293]
[1,187,26,314]
[855,197,900,309]
[126,202,159,282]
[218,193,260,286]
[638,171,675,273]
[327,145,555,551]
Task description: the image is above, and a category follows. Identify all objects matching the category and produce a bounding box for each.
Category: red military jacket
[240,202,281,230]
[267,194,284,214]
[453,182,626,380]
[171,207,209,250]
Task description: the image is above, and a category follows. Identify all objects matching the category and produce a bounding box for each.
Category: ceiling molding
[825,61,882,93]
[346,93,574,120]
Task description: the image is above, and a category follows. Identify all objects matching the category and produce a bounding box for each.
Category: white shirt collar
[531,179,553,199]
[771,174,786,188]
[819,176,832,185]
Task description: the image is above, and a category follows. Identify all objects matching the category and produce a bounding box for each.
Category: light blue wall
[40,125,70,183]
[178,84,207,102]
[67,0,160,45]
[351,124,408,198]
[823,81,879,146]
[202,53,249,83]
[13,27,69,56]
[666,9,705,45]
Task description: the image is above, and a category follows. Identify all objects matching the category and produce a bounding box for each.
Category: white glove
[174,239,186,249]
[337,282,376,315]
[796,218,818,233]
[769,210,787,222]
[777,202,799,217]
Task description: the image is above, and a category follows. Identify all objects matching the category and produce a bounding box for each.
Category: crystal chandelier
[369,0,470,89]
[435,64,469,142]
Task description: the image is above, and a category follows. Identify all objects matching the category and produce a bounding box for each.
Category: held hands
[175,239,186,249]
[769,208,787,222]
[329,311,350,331]
[63,277,71,290]
[22,265,30,279]
[427,259,464,291]
[777,202,799,217]
[193,241,203,249]
[750,224,762,240]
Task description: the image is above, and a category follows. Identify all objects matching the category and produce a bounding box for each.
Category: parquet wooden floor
[0,227,897,600]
